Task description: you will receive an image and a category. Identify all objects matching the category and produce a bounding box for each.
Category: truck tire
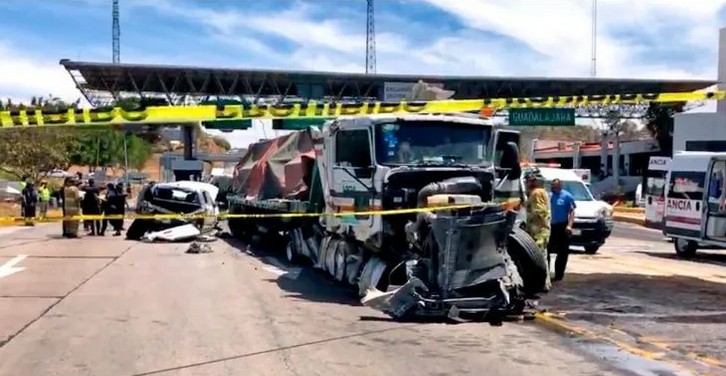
[584,245,600,254]
[674,238,698,259]
[507,228,549,295]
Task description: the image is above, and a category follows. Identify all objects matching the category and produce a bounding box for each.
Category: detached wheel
[507,227,549,295]
[584,245,600,254]
[674,238,698,259]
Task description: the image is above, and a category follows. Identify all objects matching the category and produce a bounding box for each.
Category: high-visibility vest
[39,188,51,202]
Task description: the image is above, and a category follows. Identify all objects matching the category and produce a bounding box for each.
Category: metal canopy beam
[60,59,717,108]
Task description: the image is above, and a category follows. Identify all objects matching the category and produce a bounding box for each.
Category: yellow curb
[534,312,664,360]
[613,214,645,226]
[613,207,646,214]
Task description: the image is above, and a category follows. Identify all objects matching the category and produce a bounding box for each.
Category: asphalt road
[0,222,724,375]
[611,222,669,244]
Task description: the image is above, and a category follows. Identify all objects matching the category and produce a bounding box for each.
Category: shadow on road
[541,272,726,325]
[636,250,726,267]
[220,235,360,306]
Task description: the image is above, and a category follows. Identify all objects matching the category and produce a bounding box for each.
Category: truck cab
[319,113,522,247]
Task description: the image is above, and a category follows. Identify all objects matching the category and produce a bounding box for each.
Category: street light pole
[591,0,597,77]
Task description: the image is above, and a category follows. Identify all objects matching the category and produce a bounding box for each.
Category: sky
[1,0,725,147]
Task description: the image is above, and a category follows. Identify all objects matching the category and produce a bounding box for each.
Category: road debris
[186,242,213,254]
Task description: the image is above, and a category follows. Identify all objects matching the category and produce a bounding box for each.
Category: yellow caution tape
[0,203,485,222]
[1,91,723,127]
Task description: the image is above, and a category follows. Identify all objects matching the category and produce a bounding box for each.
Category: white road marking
[0,254,27,278]
[262,257,301,280]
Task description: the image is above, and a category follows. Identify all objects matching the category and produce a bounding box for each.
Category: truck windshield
[374,120,491,166]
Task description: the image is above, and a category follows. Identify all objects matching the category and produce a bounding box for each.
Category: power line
[112,0,120,64]
[365,0,376,74]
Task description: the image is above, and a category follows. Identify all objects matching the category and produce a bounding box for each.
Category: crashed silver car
[126,181,220,241]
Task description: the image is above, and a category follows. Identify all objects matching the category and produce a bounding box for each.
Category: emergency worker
[62,178,82,238]
[21,181,38,226]
[81,178,103,236]
[38,181,51,220]
[523,169,552,292]
[548,178,576,283]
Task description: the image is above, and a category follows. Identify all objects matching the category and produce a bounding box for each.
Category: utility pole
[365,0,376,74]
[112,0,120,64]
[591,0,597,77]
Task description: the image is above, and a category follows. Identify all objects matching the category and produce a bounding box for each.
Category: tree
[645,102,685,157]
[0,96,78,182]
[67,130,153,172]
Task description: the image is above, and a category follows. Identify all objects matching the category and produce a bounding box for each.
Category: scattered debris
[186,242,213,254]
[141,224,201,243]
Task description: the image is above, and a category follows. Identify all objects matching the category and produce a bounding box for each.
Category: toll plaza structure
[60,59,714,107]
[58,59,716,180]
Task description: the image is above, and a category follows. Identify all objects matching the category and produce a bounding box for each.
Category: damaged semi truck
[227,113,549,320]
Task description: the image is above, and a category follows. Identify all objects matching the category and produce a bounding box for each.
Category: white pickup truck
[521,167,614,254]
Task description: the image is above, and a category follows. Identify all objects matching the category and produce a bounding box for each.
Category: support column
[624,153,631,176]
[182,124,194,160]
[718,28,726,114]
[600,132,609,177]
[573,142,581,168]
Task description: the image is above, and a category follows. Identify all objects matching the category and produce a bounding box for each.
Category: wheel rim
[286,243,294,261]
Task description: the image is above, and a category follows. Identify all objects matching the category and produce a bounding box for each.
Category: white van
[664,151,726,258]
[520,167,614,254]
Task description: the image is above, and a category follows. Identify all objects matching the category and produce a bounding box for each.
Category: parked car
[47,169,70,178]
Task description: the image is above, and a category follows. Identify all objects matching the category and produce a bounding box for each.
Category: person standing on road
[81,178,103,236]
[21,181,38,226]
[524,169,552,292]
[38,181,51,220]
[19,176,28,218]
[115,182,128,233]
[548,178,576,283]
[63,178,82,238]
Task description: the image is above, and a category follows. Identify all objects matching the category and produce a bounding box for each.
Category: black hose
[416,176,482,207]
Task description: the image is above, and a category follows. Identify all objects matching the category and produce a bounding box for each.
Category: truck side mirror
[499,141,521,180]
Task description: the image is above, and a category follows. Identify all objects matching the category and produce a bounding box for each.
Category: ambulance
[644,156,671,228]
[663,151,726,258]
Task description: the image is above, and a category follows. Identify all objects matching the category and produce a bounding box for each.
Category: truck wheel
[584,245,600,254]
[507,228,548,295]
[674,238,698,259]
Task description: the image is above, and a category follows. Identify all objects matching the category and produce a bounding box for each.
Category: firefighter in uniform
[62,178,82,238]
[523,168,552,292]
